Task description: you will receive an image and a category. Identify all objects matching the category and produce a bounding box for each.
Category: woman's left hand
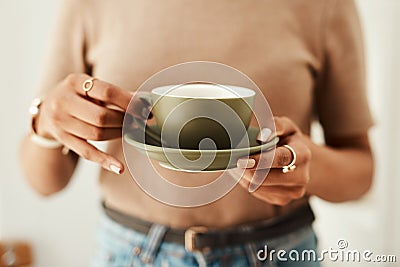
[231,116,312,206]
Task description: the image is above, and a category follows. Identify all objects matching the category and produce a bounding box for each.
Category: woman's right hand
[35,73,149,174]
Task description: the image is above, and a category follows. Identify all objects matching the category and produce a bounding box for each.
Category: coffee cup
[139,82,255,150]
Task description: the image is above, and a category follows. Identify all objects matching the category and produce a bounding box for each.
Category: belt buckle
[184,226,208,252]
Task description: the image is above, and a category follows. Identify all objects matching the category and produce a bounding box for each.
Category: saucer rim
[124,130,279,171]
[124,127,278,154]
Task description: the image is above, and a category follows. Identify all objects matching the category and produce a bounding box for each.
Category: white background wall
[0,1,399,267]
[0,2,102,266]
[311,2,400,266]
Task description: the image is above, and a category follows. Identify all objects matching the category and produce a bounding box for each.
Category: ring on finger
[82,78,97,97]
[282,145,297,173]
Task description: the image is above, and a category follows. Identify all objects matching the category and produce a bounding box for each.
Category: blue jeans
[92,214,320,267]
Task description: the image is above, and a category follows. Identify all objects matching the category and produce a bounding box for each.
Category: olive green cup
[144,83,255,150]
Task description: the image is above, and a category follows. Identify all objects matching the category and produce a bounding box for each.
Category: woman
[20,0,374,266]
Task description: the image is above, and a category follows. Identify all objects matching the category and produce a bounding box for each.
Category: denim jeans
[91,214,320,267]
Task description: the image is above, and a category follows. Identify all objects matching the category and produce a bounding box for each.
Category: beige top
[37,0,373,227]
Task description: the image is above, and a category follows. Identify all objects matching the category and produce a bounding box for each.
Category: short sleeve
[315,0,374,138]
[36,0,89,95]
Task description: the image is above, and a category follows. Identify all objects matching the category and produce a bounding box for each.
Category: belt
[103,202,314,252]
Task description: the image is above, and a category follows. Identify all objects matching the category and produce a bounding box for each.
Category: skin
[20,74,146,194]
[19,74,373,227]
[234,117,373,205]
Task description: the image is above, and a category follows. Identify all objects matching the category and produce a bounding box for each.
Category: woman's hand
[232,117,312,206]
[35,73,149,174]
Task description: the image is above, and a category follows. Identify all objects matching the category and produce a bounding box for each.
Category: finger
[126,96,153,120]
[266,168,310,186]
[68,95,125,127]
[274,117,298,138]
[256,128,273,143]
[227,167,247,183]
[237,149,274,170]
[240,168,309,187]
[70,74,132,111]
[271,141,311,168]
[59,115,122,141]
[240,177,305,197]
[239,178,306,204]
[238,142,301,170]
[230,167,270,192]
[248,169,270,192]
[55,129,124,174]
[271,145,294,167]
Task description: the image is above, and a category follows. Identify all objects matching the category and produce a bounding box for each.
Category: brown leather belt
[103,202,314,252]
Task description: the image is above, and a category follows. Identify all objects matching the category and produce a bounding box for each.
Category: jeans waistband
[102,202,314,252]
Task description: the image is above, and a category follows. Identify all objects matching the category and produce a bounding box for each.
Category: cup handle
[132,93,162,144]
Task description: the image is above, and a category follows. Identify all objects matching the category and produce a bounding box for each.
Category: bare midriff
[100,139,309,229]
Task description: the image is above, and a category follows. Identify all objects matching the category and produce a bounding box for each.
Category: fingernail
[257,128,272,142]
[237,158,256,169]
[248,183,260,193]
[110,164,121,175]
[141,107,150,119]
[248,170,269,193]
[125,114,134,124]
[139,97,151,106]
[227,168,243,182]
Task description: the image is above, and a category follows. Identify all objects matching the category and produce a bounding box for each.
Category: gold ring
[282,145,297,173]
[82,78,97,96]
